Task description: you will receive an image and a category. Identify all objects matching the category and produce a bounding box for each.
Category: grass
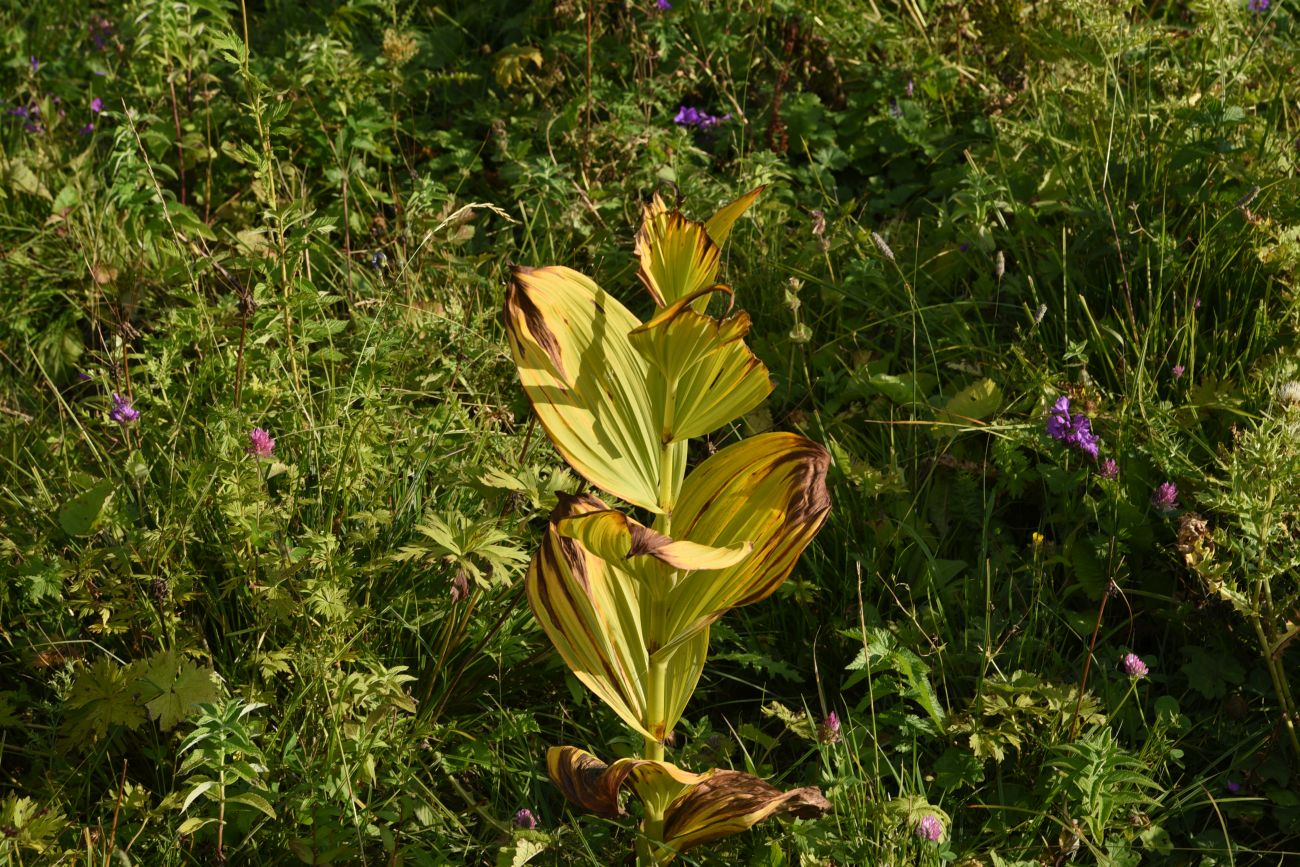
[1,0,1299,864]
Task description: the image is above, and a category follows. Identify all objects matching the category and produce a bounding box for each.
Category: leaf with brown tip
[661,770,831,856]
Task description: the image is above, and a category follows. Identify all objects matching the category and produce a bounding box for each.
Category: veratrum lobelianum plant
[504,187,833,864]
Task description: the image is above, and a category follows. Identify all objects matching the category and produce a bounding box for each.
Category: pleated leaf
[635,187,763,310]
[556,509,752,576]
[546,745,707,819]
[504,266,661,511]
[702,185,764,248]
[528,494,711,740]
[546,746,830,862]
[657,432,831,649]
[630,286,773,444]
[661,770,831,857]
[526,493,652,739]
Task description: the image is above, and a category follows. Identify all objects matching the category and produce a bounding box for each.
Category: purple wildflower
[1046,396,1101,459]
[513,808,537,829]
[673,105,729,130]
[1226,780,1242,794]
[656,0,672,8]
[1099,457,1118,480]
[108,392,140,424]
[819,711,842,744]
[905,77,915,98]
[90,97,103,113]
[1121,653,1149,679]
[1172,364,1185,379]
[79,123,94,135]
[1151,482,1179,514]
[916,815,944,842]
[247,428,276,459]
[29,56,39,73]
[8,106,28,118]
[77,371,93,381]
[89,16,113,50]
[1046,396,1072,440]
[1248,0,1269,11]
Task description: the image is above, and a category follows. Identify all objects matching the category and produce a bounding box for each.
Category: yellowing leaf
[702,185,764,248]
[635,207,721,309]
[527,495,710,741]
[493,44,543,89]
[545,745,829,862]
[546,745,707,819]
[527,494,653,738]
[630,286,773,443]
[635,187,763,310]
[658,433,831,649]
[505,266,662,510]
[660,769,830,857]
[556,509,751,575]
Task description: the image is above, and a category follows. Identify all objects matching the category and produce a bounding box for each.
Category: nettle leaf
[137,650,223,731]
[63,657,147,741]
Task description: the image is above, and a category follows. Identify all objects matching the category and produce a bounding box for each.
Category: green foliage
[0,0,1297,862]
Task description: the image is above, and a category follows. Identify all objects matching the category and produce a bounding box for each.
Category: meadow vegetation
[1,0,1298,864]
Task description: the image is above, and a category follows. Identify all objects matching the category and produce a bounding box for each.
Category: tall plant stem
[643,379,679,762]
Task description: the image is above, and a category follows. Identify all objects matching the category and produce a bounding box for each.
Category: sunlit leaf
[504,266,662,510]
[137,649,223,731]
[635,187,763,310]
[556,509,751,575]
[657,432,831,649]
[528,494,710,740]
[630,286,773,444]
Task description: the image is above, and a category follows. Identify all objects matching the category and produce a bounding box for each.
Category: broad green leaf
[630,287,773,444]
[505,266,662,511]
[58,479,115,536]
[225,791,277,819]
[181,780,216,813]
[658,433,831,649]
[939,377,1002,422]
